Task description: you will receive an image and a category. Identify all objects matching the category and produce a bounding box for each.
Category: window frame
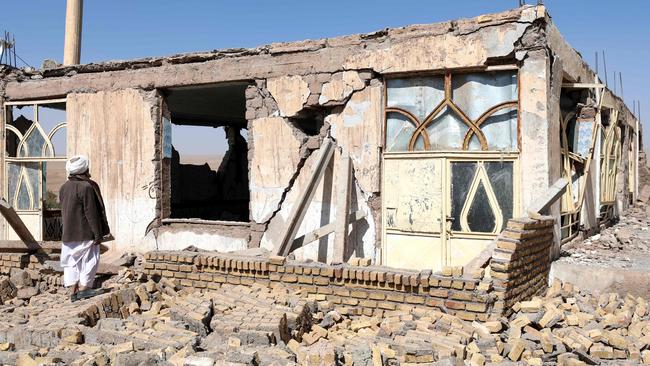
[382,68,521,153]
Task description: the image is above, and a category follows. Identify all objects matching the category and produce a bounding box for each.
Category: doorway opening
[163,83,250,222]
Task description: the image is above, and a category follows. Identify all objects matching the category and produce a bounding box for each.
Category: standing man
[59,155,110,301]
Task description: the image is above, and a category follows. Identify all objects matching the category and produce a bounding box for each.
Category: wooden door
[382,156,446,271]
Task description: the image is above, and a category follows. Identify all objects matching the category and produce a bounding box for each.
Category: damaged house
[0,5,642,275]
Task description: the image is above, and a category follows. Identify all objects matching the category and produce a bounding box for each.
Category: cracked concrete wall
[249,76,383,262]
[258,145,377,263]
[2,7,543,101]
[3,5,625,262]
[67,89,159,253]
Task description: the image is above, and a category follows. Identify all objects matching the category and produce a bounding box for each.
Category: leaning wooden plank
[290,210,366,253]
[333,152,352,264]
[527,177,569,214]
[0,199,38,245]
[561,82,605,89]
[0,240,60,252]
[0,240,109,254]
[276,139,335,256]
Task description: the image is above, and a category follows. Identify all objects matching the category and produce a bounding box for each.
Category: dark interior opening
[288,108,326,136]
[164,83,250,222]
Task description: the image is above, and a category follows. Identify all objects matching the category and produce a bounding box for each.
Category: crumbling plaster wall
[0,5,574,259]
[243,5,554,264]
[67,89,159,252]
[3,7,543,100]
[245,72,381,262]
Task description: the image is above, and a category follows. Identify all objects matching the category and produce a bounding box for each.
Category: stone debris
[0,262,649,365]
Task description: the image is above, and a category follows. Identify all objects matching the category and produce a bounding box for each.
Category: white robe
[61,240,99,287]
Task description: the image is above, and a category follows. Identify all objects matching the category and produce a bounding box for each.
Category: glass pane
[385,112,416,152]
[450,162,476,231]
[13,163,40,210]
[5,129,21,157]
[39,104,67,157]
[50,126,67,157]
[16,175,32,210]
[387,77,445,121]
[6,106,34,157]
[19,127,50,157]
[9,105,35,130]
[468,135,481,151]
[414,134,425,151]
[467,182,496,233]
[7,163,20,204]
[482,107,518,150]
[452,71,517,121]
[573,121,594,158]
[426,106,468,150]
[486,161,514,227]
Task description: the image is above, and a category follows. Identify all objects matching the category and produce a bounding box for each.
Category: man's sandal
[72,288,107,302]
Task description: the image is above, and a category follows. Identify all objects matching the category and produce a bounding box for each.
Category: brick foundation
[0,252,63,287]
[141,216,555,319]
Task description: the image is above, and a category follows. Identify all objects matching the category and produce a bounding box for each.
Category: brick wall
[0,253,29,274]
[0,252,63,287]
[489,216,555,315]
[142,252,495,321]
[142,216,555,318]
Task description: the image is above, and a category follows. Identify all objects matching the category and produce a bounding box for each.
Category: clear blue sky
[1,0,647,156]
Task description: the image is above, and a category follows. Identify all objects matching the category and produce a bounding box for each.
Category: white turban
[66,155,89,175]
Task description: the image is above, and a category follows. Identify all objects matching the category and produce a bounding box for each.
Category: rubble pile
[562,210,650,268]
[0,266,649,365]
[562,155,650,269]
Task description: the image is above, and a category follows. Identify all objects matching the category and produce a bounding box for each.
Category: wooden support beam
[333,152,352,263]
[562,83,605,89]
[290,211,365,253]
[0,240,109,253]
[276,139,335,256]
[0,199,38,245]
[527,177,569,214]
[0,240,61,253]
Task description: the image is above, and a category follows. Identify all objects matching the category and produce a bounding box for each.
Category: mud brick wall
[0,252,63,287]
[142,216,556,318]
[489,216,555,315]
[142,252,495,321]
[0,253,29,274]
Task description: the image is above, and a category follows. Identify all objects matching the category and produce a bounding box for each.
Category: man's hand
[93,238,102,246]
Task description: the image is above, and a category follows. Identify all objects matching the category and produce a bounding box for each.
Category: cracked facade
[0,6,642,272]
